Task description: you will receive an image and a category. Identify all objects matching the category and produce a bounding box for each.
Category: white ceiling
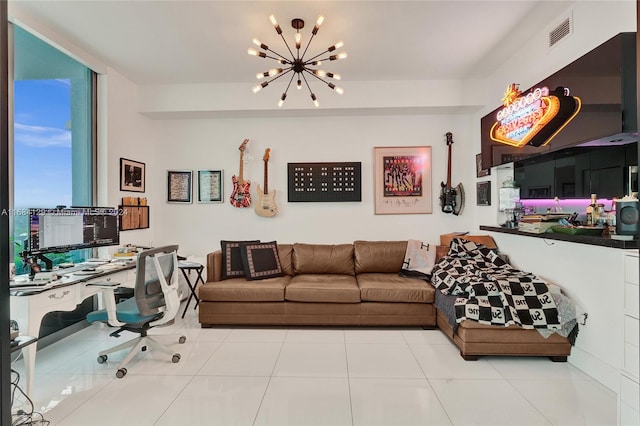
[11,0,574,86]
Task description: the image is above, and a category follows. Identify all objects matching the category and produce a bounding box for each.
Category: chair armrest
[100,288,126,327]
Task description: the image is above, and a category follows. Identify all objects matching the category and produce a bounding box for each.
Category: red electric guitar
[230,139,252,208]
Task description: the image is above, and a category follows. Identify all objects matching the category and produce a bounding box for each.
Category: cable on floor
[10,369,50,426]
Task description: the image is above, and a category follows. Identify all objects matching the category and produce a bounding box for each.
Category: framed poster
[476,153,490,178]
[477,181,491,206]
[198,170,224,203]
[374,146,432,214]
[120,158,145,192]
[167,170,193,203]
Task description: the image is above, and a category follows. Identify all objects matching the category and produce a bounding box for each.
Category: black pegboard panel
[288,162,362,202]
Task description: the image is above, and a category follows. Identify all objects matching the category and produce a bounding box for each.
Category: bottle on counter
[551,196,563,213]
[586,193,597,226]
[595,203,605,226]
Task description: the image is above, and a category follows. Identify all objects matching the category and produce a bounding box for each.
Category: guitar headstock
[239,139,249,152]
[445,132,454,145]
[263,148,271,162]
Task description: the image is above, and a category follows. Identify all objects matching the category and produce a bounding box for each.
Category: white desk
[9,261,136,396]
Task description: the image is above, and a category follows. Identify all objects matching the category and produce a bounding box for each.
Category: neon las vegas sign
[490,84,581,148]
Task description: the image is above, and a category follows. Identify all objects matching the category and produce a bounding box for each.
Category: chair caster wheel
[97,355,108,364]
[141,345,147,351]
[172,354,181,363]
[116,368,127,378]
[179,336,186,344]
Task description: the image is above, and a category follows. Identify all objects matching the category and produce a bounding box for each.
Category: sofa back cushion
[277,244,294,276]
[293,243,354,275]
[354,240,407,274]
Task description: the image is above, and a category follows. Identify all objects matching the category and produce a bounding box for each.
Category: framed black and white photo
[120,158,145,193]
[197,170,224,203]
[167,170,193,203]
[476,153,490,178]
[477,181,491,206]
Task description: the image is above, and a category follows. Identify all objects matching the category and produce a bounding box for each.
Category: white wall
[98,68,157,250]
[149,113,476,257]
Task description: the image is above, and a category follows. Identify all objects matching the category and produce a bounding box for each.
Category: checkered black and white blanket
[431,239,561,330]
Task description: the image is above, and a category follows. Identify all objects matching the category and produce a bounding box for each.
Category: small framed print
[198,170,224,203]
[120,158,145,192]
[167,170,193,203]
[476,153,490,178]
[477,181,491,206]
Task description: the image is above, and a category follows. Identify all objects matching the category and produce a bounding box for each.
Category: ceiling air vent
[549,17,571,48]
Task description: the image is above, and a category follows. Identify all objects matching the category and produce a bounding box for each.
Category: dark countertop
[480,225,638,249]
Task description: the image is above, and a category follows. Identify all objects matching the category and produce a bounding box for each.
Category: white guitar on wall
[255,148,278,217]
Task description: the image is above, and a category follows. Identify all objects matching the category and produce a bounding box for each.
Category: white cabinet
[620,251,639,425]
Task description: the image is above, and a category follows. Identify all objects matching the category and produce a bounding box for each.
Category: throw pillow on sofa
[221,240,260,279]
[240,241,284,280]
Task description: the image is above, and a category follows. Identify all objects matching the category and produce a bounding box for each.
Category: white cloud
[14,122,71,148]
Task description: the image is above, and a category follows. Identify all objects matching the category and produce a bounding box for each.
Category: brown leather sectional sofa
[199,238,572,361]
[200,240,436,327]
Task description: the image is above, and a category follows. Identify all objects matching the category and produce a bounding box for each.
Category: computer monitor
[27,207,120,256]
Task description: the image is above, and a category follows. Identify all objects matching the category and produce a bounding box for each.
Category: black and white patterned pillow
[240,241,284,280]
[220,240,260,280]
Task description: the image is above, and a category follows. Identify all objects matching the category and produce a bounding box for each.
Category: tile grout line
[251,328,289,426]
[403,330,455,426]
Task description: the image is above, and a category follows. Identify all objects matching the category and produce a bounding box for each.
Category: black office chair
[87,245,186,378]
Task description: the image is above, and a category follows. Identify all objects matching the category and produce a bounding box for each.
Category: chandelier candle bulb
[278,93,287,107]
[328,41,344,52]
[269,15,282,34]
[252,38,268,50]
[252,81,269,93]
[247,49,266,58]
[295,33,302,49]
[311,93,319,107]
[312,15,324,35]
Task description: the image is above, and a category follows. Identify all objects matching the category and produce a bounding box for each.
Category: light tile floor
[10,304,617,426]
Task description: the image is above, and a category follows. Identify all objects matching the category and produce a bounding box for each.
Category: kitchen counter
[479,225,638,249]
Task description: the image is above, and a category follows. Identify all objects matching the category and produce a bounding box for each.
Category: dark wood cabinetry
[515,143,637,199]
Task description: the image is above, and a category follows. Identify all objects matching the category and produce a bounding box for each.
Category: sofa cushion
[199,276,290,302]
[354,240,406,274]
[220,240,260,280]
[292,243,354,275]
[277,244,294,276]
[285,274,361,303]
[357,273,435,303]
[240,241,284,280]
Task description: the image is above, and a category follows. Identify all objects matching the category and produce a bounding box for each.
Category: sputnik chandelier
[248,15,346,107]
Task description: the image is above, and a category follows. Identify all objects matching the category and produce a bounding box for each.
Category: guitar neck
[238,153,245,183]
[446,143,452,189]
[263,161,269,194]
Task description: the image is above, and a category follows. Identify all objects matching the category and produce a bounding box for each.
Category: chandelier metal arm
[304,69,333,86]
[300,32,317,61]
[303,48,331,64]
[277,31,296,61]
[264,67,294,85]
[301,72,314,96]
[264,47,292,64]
